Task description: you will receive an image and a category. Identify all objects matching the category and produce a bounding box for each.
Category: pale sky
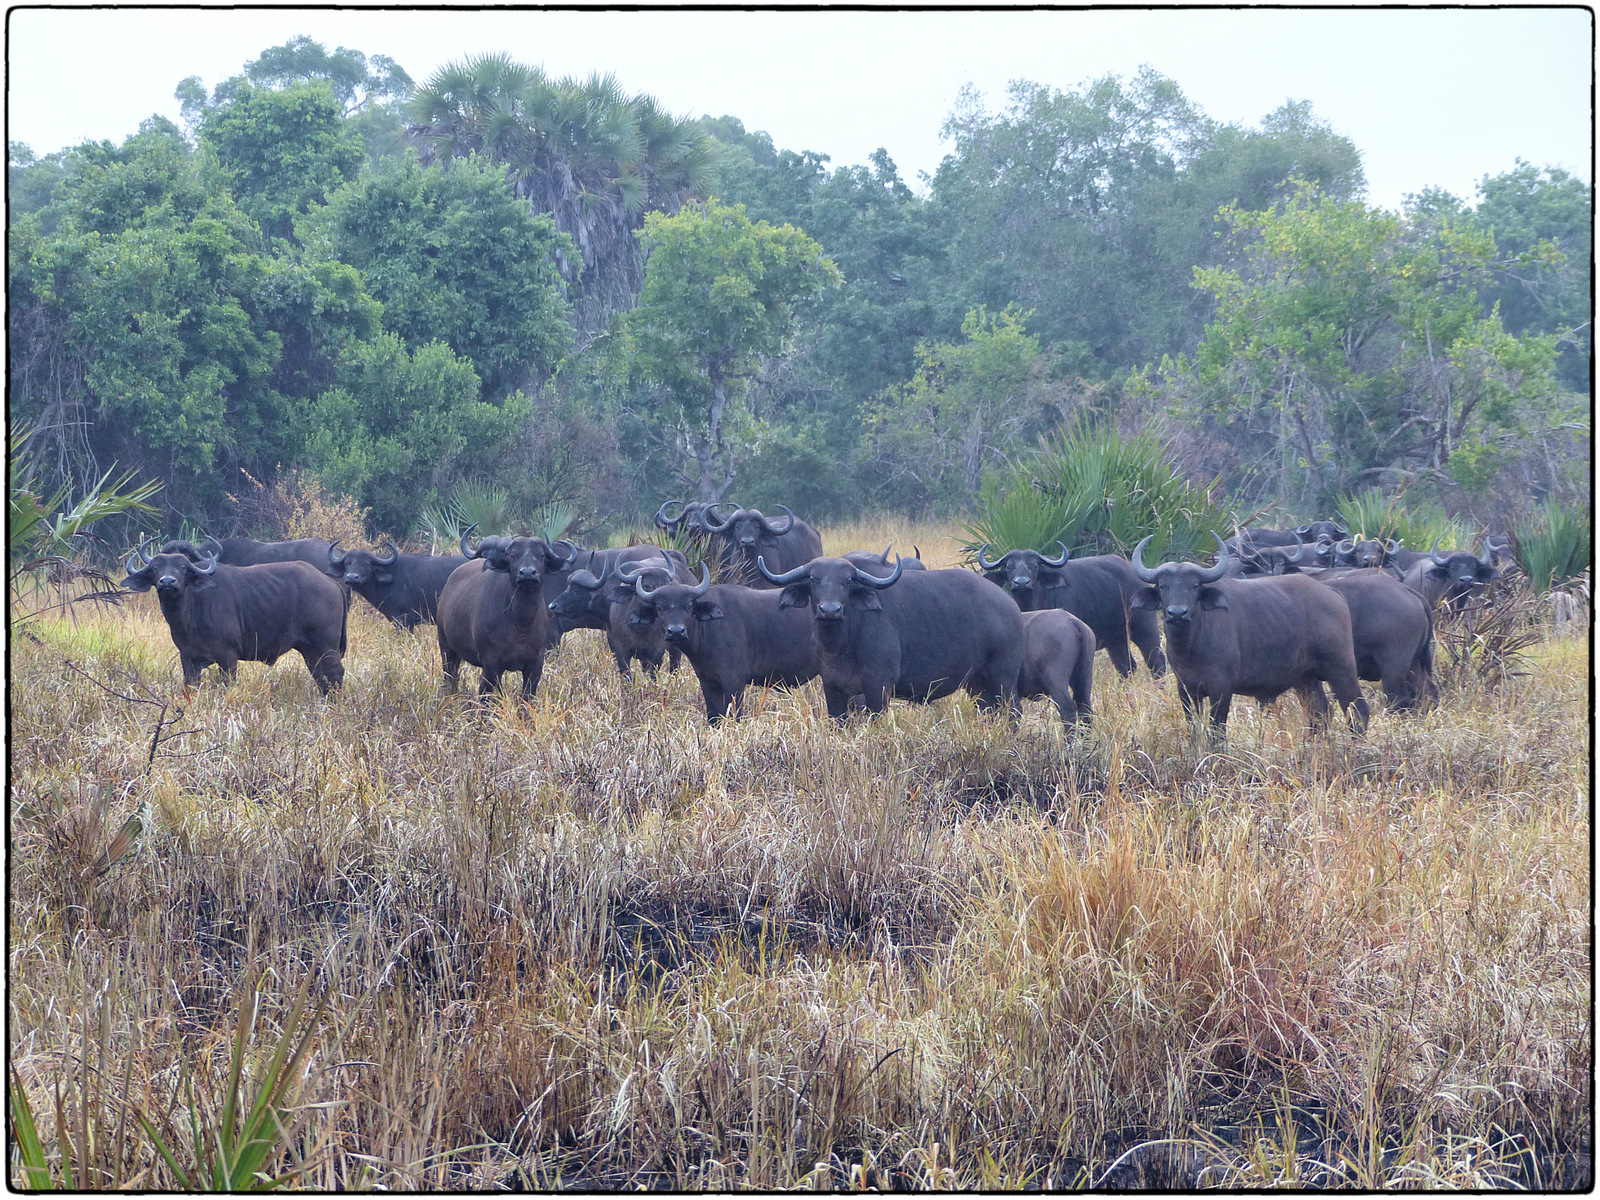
[6,6,1593,212]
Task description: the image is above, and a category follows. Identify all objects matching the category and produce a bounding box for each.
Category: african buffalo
[843,543,926,575]
[1402,541,1500,611]
[1225,521,1348,554]
[540,539,693,644]
[704,504,825,586]
[976,543,1165,678]
[1313,571,1437,711]
[760,555,1023,720]
[434,533,552,698]
[122,542,346,694]
[654,500,718,541]
[324,540,466,629]
[1018,609,1095,729]
[625,564,822,722]
[1333,537,1402,571]
[1130,535,1370,739]
[547,555,688,679]
[161,534,334,570]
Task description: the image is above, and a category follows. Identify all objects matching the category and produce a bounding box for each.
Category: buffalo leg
[438,636,462,695]
[1127,609,1167,678]
[519,661,543,700]
[478,669,503,696]
[823,681,854,721]
[179,654,207,687]
[700,680,733,723]
[301,647,344,695]
[667,645,682,675]
[1103,631,1136,678]
[1295,681,1333,732]
[1070,644,1094,726]
[216,657,239,686]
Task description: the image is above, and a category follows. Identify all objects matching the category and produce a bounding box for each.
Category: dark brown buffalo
[122,542,346,693]
[654,500,718,540]
[1333,537,1401,571]
[624,564,821,722]
[977,543,1165,678]
[843,543,926,575]
[1401,541,1500,611]
[1312,571,1437,711]
[546,555,688,678]
[435,534,552,698]
[1130,535,1369,739]
[760,555,1023,720]
[541,539,692,644]
[324,540,466,629]
[1018,608,1094,729]
[704,504,825,586]
[161,534,334,570]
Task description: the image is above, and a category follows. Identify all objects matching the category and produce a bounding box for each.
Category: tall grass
[964,424,1233,563]
[7,535,1591,1189]
[1333,487,1474,551]
[1511,500,1591,595]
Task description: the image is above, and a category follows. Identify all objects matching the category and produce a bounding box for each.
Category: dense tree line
[8,39,1589,545]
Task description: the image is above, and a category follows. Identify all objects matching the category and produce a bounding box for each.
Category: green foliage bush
[1510,500,1591,594]
[962,424,1232,563]
[1333,488,1475,552]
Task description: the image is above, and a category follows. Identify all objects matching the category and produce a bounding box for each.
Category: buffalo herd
[122,506,1510,742]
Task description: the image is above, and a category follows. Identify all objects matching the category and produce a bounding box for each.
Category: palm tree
[408,55,714,330]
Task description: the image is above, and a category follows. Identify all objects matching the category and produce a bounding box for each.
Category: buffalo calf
[1018,609,1094,729]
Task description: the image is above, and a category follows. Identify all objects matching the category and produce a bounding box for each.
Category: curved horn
[202,536,224,560]
[374,540,398,566]
[976,543,1007,571]
[1131,536,1161,583]
[327,540,347,566]
[760,505,796,535]
[1284,541,1305,563]
[1430,537,1449,566]
[1336,538,1355,556]
[550,538,579,564]
[193,550,218,576]
[1386,538,1400,554]
[1295,524,1312,538]
[852,553,903,588]
[615,556,665,582]
[879,542,894,564]
[689,562,712,596]
[757,556,810,586]
[459,523,481,559]
[569,568,607,591]
[136,538,156,565]
[124,550,146,575]
[913,546,923,561]
[701,503,736,532]
[1039,540,1069,568]
[655,500,687,529]
[1477,542,1495,569]
[1195,533,1230,584]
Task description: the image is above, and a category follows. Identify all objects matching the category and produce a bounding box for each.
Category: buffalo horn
[1430,537,1449,566]
[375,540,398,566]
[1336,538,1355,556]
[202,536,224,559]
[702,503,736,532]
[913,546,923,561]
[1284,541,1305,563]
[655,500,687,529]
[852,554,903,588]
[1039,541,1069,568]
[1295,524,1312,537]
[194,550,219,576]
[1385,538,1400,554]
[757,556,810,586]
[976,543,1006,571]
[550,539,579,564]
[879,542,894,563]
[569,569,605,591]
[1476,543,1494,569]
[761,505,796,535]
[327,540,347,566]
[459,523,481,559]
[1130,536,1161,582]
[615,557,665,583]
[136,538,156,565]
[1194,533,1230,583]
[124,550,145,575]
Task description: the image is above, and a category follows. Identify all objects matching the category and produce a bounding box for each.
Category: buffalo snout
[158,574,180,591]
[1164,604,1191,621]
[664,622,689,642]
[816,600,844,620]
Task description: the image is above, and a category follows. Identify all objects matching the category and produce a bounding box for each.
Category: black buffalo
[324,540,466,629]
[843,543,926,575]
[1225,520,1348,554]
[1018,609,1095,729]
[547,555,689,678]
[654,500,718,540]
[1130,535,1369,739]
[977,543,1165,678]
[1333,537,1402,571]
[1401,541,1500,611]
[541,539,692,644]
[434,534,552,698]
[625,564,821,722]
[703,504,825,586]
[1313,571,1437,711]
[760,555,1023,720]
[122,542,346,694]
[161,534,334,570]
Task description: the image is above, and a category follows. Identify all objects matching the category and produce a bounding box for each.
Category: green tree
[1139,181,1578,512]
[306,151,573,399]
[624,199,840,501]
[200,81,363,241]
[864,305,1051,512]
[300,334,533,534]
[409,55,715,332]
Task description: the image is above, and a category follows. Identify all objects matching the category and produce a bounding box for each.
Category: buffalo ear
[779,584,811,610]
[626,607,656,627]
[853,590,883,612]
[1427,565,1450,582]
[374,570,394,585]
[982,570,1008,586]
[1038,567,1065,588]
[692,600,724,622]
[1479,567,1500,582]
[1198,586,1227,610]
[122,572,153,593]
[1129,586,1160,610]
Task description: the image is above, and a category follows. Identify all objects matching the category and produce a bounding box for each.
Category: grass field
[8,521,1591,1189]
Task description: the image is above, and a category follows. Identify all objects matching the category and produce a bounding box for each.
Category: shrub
[1332,487,1474,552]
[226,467,368,547]
[1510,500,1591,595]
[962,424,1233,563]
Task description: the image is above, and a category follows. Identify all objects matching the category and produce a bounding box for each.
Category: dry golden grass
[7,533,1591,1189]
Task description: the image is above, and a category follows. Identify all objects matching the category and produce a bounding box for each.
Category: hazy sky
[7,7,1593,211]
